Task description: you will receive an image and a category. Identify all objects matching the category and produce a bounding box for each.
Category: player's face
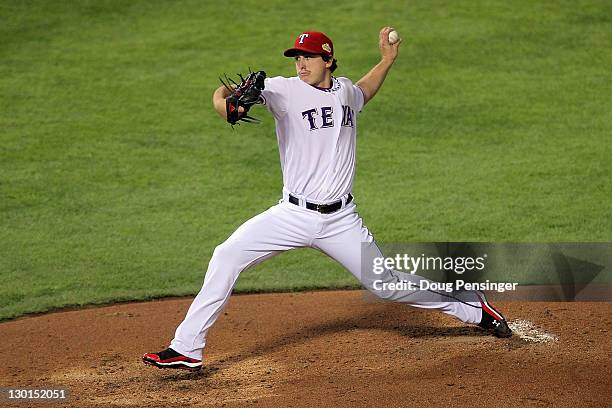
[294,54,332,87]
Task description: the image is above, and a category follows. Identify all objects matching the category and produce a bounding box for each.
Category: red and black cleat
[476,291,512,338]
[142,348,202,371]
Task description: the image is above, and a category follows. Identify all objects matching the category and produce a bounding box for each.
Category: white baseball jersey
[260,76,365,203]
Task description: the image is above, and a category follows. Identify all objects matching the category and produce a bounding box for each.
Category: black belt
[288,193,353,214]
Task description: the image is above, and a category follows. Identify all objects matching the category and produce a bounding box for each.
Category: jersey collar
[304,76,341,93]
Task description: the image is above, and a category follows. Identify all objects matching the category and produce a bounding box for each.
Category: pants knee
[368,287,395,301]
[201,242,243,288]
[211,241,235,265]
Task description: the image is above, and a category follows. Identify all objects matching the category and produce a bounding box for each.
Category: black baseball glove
[220,70,266,125]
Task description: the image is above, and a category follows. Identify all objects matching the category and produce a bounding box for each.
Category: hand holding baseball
[379,26,401,62]
[388,30,400,44]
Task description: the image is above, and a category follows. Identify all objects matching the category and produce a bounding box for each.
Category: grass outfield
[1,0,610,320]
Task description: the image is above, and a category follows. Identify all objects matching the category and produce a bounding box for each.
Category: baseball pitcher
[143,28,511,371]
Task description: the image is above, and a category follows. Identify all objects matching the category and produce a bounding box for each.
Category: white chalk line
[508,319,559,343]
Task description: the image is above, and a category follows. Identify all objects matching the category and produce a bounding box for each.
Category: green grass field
[1,0,610,320]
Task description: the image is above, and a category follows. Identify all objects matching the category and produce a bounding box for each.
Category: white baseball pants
[170,197,483,359]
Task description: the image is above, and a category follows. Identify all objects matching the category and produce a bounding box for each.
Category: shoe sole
[142,357,202,372]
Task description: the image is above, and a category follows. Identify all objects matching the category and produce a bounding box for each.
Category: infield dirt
[1,291,610,407]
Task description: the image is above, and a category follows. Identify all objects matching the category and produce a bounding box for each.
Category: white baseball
[388,30,400,44]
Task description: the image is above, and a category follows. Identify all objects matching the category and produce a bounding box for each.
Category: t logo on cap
[284,31,334,58]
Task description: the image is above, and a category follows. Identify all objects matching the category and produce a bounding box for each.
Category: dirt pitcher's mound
[1,291,610,407]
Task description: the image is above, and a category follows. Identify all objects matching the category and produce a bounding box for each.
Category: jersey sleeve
[337,77,365,113]
[353,84,365,113]
[259,76,290,118]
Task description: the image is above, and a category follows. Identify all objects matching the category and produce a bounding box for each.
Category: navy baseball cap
[284,31,334,58]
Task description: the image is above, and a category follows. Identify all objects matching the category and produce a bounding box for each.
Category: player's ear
[325,56,333,69]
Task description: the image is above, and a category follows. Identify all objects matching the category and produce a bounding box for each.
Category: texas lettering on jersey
[301,105,355,130]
